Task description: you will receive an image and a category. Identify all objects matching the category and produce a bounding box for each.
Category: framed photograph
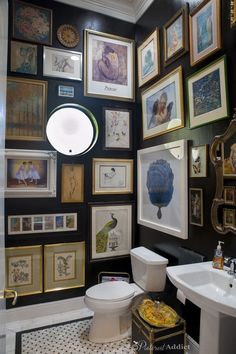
[10,41,37,75]
[189,188,203,226]
[43,47,82,81]
[84,29,135,101]
[189,0,221,66]
[187,56,228,129]
[92,158,133,195]
[61,164,84,203]
[137,139,188,239]
[223,208,235,227]
[224,187,235,205]
[5,245,42,297]
[103,107,132,150]
[189,145,208,177]
[44,241,85,292]
[13,0,52,45]
[90,203,133,260]
[58,85,75,97]
[6,77,47,141]
[231,0,236,28]
[5,149,57,198]
[8,213,77,235]
[137,28,160,87]
[142,66,184,140]
[163,5,189,66]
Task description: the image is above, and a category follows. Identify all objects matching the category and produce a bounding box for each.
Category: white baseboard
[186,334,199,354]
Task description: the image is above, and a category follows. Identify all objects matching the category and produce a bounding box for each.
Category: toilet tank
[130,246,168,292]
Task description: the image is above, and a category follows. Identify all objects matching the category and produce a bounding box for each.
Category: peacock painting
[96,213,118,253]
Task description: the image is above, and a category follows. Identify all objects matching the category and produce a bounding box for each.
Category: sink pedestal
[200,310,236,354]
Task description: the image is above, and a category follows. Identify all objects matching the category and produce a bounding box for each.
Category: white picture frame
[137,139,188,239]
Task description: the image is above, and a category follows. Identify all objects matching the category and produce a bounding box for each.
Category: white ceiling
[56,0,154,23]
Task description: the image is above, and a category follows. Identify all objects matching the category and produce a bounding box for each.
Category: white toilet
[84,246,168,343]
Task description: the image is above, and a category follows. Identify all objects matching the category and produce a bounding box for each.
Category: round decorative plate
[57,24,80,48]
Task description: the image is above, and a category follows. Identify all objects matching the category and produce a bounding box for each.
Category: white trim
[186,334,199,354]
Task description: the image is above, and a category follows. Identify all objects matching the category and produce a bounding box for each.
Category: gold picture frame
[92,158,133,195]
[44,241,85,292]
[230,0,236,28]
[61,164,84,203]
[5,245,42,297]
[137,28,160,87]
[6,77,47,141]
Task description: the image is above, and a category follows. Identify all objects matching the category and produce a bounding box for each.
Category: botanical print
[105,109,130,149]
[52,53,74,73]
[7,158,48,189]
[22,217,32,232]
[55,215,64,229]
[66,215,75,229]
[13,1,52,45]
[99,165,127,188]
[141,40,154,79]
[61,164,84,203]
[190,189,203,225]
[45,215,54,230]
[190,146,207,177]
[196,3,213,54]
[167,15,183,58]
[54,251,76,281]
[33,216,43,231]
[92,39,128,85]
[146,82,176,129]
[8,255,32,287]
[11,41,37,74]
[192,68,221,117]
[10,217,21,233]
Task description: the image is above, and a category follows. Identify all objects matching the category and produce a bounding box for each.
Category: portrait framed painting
[163,5,189,66]
[137,139,188,239]
[187,55,228,129]
[92,158,133,195]
[5,245,42,297]
[141,66,184,140]
[90,203,133,260]
[137,28,160,87]
[189,0,221,66]
[189,188,203,226]
[10,41,37,75]
[84,29,135,101]
[61,164,84,203]
[13,0,52,45]
[44,241,85,292]
[5,149,57,198]
[6,77,47,141]
[103,107,132,150]
[43,47,82,81]
[189,145,208,177]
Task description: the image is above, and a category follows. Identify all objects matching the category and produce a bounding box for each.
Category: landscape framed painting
[137,139,188,239]
[142,66,184,140]
[137,28,160,87]
[84,29,135,101]
[187,56,228,129]
[189,0,221,66]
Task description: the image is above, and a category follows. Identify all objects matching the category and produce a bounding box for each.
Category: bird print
[96,213,118,253]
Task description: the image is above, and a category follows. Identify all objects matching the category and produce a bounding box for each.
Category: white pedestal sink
[167,261,236,354]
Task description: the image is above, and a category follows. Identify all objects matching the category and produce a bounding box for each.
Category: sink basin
[167,261,236,317]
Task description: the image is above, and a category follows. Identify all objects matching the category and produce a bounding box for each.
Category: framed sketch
[224,187,235,205]
[189,188,203,226]
[223,208,235,227]
[189,145,208,177]
[187,56,228,129]
[5,245,42,297]
[58,85,75,97]
[8,213,77,235]
[13,0,52,45]
[84,29,135,101]
[6,77,47,141]
[10,41,37,75]
[231,0,236,27]
[90,203,133,260]
[137,28,160,87]
[142,66,184,140]
[137,139,188,239]
[92,158,133,195]
[5,149,57,198]
[43,47,82,81]
[189,0,221,66]
[163,5,189,66]
[61,164,84,203]
[44,241,85,292]
[103,107,132,150]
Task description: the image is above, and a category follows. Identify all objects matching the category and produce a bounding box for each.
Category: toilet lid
[86,281,135,301]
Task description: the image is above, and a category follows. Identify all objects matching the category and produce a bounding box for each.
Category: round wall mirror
[46,103,99,156]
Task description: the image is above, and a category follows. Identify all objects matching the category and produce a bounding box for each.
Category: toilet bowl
[84,246,168,343]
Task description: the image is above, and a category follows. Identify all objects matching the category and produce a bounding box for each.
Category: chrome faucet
[228,259,236,276]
